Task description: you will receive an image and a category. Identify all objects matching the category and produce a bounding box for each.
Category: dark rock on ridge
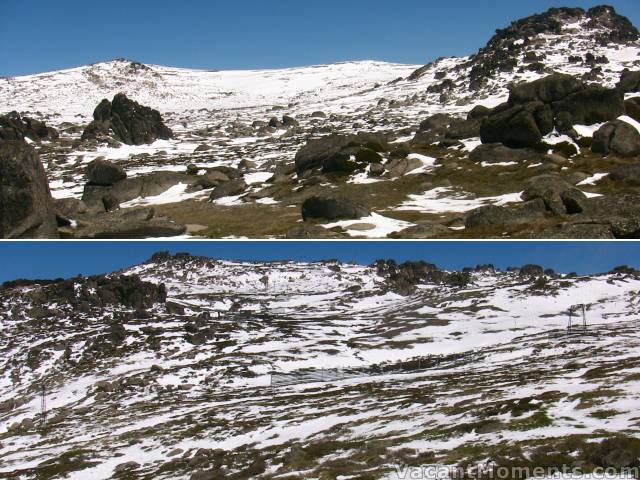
[81,93,173,145]
[0,112,59,142]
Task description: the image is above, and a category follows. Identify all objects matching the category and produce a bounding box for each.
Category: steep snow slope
[0,256,639,478]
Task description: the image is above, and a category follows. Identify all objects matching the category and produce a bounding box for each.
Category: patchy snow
[577,173,609,186]
[398,187,523,214]
[321,213,414,238]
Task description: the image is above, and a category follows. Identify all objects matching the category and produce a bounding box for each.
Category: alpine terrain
[0,252,639,478]
[2,6,640,238]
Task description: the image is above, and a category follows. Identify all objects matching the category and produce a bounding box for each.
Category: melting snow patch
[481,161,517,167]
[461,138,482,152]
[577,173,608,186]
[573,123,604,138]
[120,183,209,207]
[321,213,414,238]
[405,153,437,174]
[398,187,522,214]
[244,171,272,185]
[619,115,640,134]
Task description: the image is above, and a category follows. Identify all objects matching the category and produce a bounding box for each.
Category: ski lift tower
[567,303,588,333]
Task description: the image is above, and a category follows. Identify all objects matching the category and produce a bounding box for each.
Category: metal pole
[40,382,47,429]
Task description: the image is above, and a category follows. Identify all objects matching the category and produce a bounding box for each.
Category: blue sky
[2,0,639,76]
[0,241,637,282]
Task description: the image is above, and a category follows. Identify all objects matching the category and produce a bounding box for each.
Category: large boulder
[74,207,186,239]
[469,143,538,164]
[591,120,640,157]
[521,174,587,214]
[0,112,58,142]
[609,164,640,186]
[294,132,388,175]
[508,73,584,105]
[579,195,640,238]
[480,101,552,148]
[209,179,248,201]
[86,159,127,186]
[301,196,370,221]
[465,199,546,229]
[553,87,625,128]
[625,97,640,122]
[617,70,640,93]
[0,140,58,238]
[81,93,173,145]
[81,171,197,212]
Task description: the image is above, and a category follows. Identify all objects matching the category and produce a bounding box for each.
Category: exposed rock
[387,222,450,239]
[86,159,127,186]
[282,115,299,127]
[81,93,173,145]
[534,221,615,239]
[110,171,197,203]
[625,97,640,122]
[385,157,424,178]
[553,87,625,128]
[577,194,640,238]
[74,207,186,239]
[301,196,370,221]
[617,70,640,93]
[591,120,640,157]
[467,105,491,119]
[508,73,584,105]
[285,224,339,239]
[81,185,120,213]
[481,74,624,147]
[609,163,640,186]
[519,264,544,277]
[445,118,482,140]
[0,111,59,142]
[209,179,248,201]
[465,199,546,228]
[418,113,453,131]
[294,132,388,174]
[0,140,59,238]
[521,174,584,214]
[480,101,552,148]
[469,143,538,164]
[34,273,166,309]
[560,188,588,214]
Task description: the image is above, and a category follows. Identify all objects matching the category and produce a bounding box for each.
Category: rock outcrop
[294,133,388,175]
[0,112,58,142]
[480,74,624,148]
[81,93,173,145]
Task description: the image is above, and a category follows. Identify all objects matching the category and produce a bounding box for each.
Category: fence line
[269,352,482,388]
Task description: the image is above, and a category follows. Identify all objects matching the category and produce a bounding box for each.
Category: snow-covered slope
[1,255,639,478]
[0,60,418,125]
